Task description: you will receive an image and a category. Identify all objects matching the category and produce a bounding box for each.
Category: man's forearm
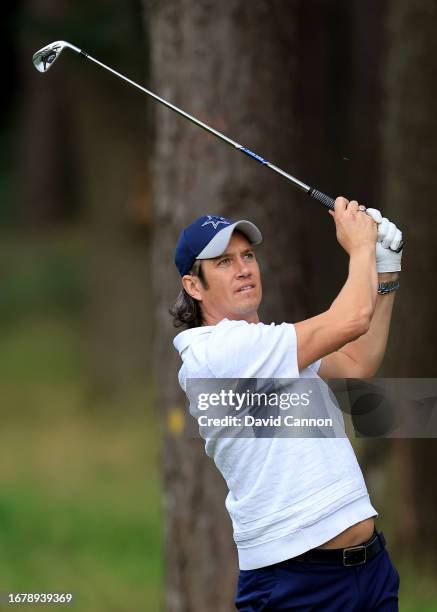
[337,272,399,376]
[330,246,378,326]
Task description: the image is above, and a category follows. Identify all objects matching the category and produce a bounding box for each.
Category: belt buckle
[343,545,367,567]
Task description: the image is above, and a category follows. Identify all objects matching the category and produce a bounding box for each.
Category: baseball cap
[174,215,262,276]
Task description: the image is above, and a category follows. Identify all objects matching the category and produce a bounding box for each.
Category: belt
[287,530,386,567]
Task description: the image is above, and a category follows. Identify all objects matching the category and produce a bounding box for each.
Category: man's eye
[244,253,254,260]
[218,257,230,266]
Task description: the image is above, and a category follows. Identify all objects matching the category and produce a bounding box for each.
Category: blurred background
[0,0,436,610]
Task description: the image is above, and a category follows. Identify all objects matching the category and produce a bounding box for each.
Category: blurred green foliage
[0,232,163,611]
[0,233,84,326]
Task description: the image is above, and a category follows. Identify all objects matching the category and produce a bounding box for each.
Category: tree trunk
[17,0,153,395]
[295,0,353,315]
[69,61,153,396]
[348,0,394,513]
[61,1,154,396]
[381,0,437,559]
[350,0,388,207]
[18,0,76,226]
[147,1,307,609]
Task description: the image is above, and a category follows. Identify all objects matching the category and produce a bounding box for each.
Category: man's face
[183,232,262,325]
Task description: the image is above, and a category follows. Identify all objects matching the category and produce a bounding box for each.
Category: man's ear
[182,275,203,301]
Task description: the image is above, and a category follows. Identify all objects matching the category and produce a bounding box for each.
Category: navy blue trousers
[235,540,399,611]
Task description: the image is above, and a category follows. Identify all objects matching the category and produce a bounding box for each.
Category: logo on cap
[201,215,230,230]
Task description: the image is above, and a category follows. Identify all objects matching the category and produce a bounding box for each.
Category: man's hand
[329,197,377,256]
[365,208,403,273]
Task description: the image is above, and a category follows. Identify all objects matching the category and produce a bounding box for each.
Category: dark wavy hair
[170,260,209,328]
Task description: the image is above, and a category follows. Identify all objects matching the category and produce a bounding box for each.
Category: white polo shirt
[173,318,377,570]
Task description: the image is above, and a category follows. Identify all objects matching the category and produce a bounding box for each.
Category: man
[172,197,402,611]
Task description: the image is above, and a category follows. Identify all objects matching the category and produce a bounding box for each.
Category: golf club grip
[309,188,404,252]
[308,188,335,210]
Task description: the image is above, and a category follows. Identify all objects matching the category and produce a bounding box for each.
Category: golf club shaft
[35,41,403,252]
[78,49,335,210]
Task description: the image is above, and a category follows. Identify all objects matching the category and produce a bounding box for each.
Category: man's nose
[236,259,251,277]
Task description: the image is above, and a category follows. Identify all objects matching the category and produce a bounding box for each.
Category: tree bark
[381,0,437,559]
[295,0,353,315]
[69,60,152,396]
[348,0,394,515]
[350,0,388,207]
[147,1,307,609]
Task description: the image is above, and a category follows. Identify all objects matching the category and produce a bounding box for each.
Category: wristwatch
[377,280,400,294]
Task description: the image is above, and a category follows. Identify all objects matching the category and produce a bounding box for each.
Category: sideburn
[193,260,209,290]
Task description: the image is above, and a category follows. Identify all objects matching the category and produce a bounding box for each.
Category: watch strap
[377,280,400,294]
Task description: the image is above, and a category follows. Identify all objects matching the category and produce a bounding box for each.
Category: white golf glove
[365,208,403,273]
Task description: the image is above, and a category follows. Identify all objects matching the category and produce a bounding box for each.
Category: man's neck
[203,312,260,326]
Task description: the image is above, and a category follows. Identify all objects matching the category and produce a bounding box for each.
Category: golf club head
[32,41,81,73]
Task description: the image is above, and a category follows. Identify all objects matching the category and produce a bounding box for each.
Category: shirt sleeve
[206,319,299,379]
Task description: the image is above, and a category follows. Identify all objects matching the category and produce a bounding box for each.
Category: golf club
[32,40,403,250]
